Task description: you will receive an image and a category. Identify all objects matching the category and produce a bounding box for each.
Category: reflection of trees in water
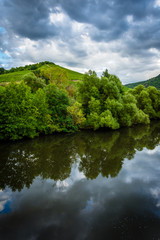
[78,122,160,179]
[0,135,76,191]
[0,122,160,191]
[77,125,148,179]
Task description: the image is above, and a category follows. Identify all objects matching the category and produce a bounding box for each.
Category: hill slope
[0,61,84,85]
[125,74,160,90]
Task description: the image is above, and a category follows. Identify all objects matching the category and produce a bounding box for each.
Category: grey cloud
[1,0,159,43]
[59,0,157,26]
[1,0,160,82]
[59,0,160,51]
[1,0,57,40]
[1,0,160,50]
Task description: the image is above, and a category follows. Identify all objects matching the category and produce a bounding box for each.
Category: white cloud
[154,0,160,7]
[0,190,11,212]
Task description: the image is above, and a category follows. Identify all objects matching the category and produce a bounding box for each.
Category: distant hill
[0,61,84,85]
[125,74,160,90]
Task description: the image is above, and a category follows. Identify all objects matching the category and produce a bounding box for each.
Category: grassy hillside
[125,74,160,90]
[0,70,31,84]
[0,61,84,85]
[36,63,84,83]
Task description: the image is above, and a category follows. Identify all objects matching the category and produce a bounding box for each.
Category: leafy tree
[32,89,53,134]
[77,72,150,130]
[67,101,86,127]
[87,70,97,76]
[45,84,77,132]
[0,82,37,140]
[66,84,76,97]
[40,68,69,89]
[77,71,100,115]
[102,68,110,78]
[0,67,5,75]
[23,72,46,93]
[130,85,160,119]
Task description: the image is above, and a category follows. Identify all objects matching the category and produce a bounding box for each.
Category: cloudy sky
[0,0,160,83]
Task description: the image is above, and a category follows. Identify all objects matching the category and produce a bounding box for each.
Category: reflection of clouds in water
[150,187,160,208]
[0,175,160,239]
[56,158,86,191]
[1,173,159,239]
[69,158,86,182]
[147,148,160,155]
[0,189,11,213]
[120,145,160,184]
[0,145,160,239]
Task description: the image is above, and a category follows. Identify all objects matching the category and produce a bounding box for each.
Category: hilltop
[0,61,84,86]
[125,74,160,90]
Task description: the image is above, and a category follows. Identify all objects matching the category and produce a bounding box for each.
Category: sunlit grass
[0,70,30,83]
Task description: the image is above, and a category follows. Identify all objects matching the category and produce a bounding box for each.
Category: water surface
[0,122,160,239]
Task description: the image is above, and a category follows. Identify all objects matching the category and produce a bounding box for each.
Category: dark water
[0,122,160,240]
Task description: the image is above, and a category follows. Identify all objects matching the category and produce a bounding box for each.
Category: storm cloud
[1,0,160,83]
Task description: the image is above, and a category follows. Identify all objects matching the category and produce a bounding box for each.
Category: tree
[102,68,110,78]
[40,68,69,89]
[23,72,45,93]
[77,73,150,130]
[0,67,5,75]
[130,85,160,119]
[67,101,86,127]
[45,84,77,132]
[0,82,38,140]
[33,89,53,134]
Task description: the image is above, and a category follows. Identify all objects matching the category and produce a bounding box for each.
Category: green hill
[125,74,160,90]
[0,61,84,85]
[0,70,31,84]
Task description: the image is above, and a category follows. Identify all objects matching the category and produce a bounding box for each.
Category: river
[0,122,160,239]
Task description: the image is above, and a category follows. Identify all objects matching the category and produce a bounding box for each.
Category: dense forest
[0,63,160,140]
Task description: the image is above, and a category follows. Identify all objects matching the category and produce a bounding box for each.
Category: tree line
[0,69,160,140]
[0,61,53,75]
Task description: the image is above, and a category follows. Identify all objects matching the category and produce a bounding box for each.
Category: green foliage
[125,74,160,90]
[35,63,83,82]
[67,101,86,126]
[0,61,54,75]
[23,72,46,92]
[0,62,83,88]
[39,67,69,88]
[77,71,100,115]
[0,86,5,94]
[102,68,110,78]
[1,65,160,140]
[45,84,77,132]
[32,89,54,133]
[130,85,160,119]
[0,82,78,140]
[0,82,38,140]
[0,67,5,74]
[0,70,31,84]
[77,72,150,130]
[66,84,76,97]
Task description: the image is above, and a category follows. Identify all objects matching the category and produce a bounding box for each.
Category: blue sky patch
[0,27,6,34]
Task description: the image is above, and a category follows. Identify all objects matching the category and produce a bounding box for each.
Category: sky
[0,0,160,84]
